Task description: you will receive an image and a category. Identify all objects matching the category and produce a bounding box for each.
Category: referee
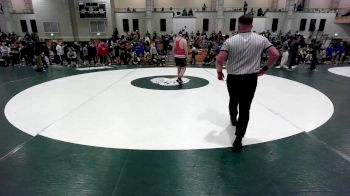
[216,14,279,152]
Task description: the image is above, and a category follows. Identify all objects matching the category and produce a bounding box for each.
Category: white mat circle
[4,68,334,150]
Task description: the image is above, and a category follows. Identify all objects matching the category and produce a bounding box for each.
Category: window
[133,19,139,31]
[309,19,316,31]
[299,19,307,31]
[229,19,236,31]
[203,19,209,32]
[123,19,129,32]
[90,21,106,33]
[43,22,59,33]
[160,19,166,32]
[30,20,37,33]
[318,19,326,31]
[20,20,28,32]
[272,18,278,32]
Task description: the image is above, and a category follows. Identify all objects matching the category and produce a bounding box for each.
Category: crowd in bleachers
[262,30,350,71]
[0,29,227,70]
[1,28,349,72]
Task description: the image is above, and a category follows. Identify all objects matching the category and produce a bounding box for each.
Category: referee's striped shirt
[221,32,273,75]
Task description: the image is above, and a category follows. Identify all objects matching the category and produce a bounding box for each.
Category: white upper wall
[224,0,273,9]
[153,0,211,9]
[339,0,350,7]
[291,12,350,39]
[306,0,350,8]
[195,12,216,33]
[3,0,350,41]
[8,0,74,40]
[309,0,332,9]
[114,0,145,9]
[278,0,287,10]
[11,0,27,12]
[114,0,350,9]
[114,0,211,9]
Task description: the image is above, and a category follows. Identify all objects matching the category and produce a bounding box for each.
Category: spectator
[82,44,89,65]
[202,3,207,11]
[333,42,344,64]
[182,8,188,16]
[97,42,108,65]
[33,41,44,72]
[191,46,197,65]
[87,42,97,65]
[57,43,66,64]
[243,1,248,15]
[188,9,193,16]
[249,8,255,15]
[67,47,77,66]
[297,4,304,11]
[150,43,158,65]
[326,43,334,62]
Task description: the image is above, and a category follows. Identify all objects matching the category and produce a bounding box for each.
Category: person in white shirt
[191,46,197,65]
[276,45,289,69]
[145,36,151,45]
[56,43,64,65]
[216,15,280,152]
[150,44,158,65]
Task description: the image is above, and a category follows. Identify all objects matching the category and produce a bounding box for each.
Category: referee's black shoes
[231,137,243,152]
[230,117,237,127]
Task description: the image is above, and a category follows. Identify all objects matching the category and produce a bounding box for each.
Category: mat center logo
[150,77,190,86]
[131,75,209,90]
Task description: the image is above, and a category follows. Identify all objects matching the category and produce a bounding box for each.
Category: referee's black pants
[226,73,258,139]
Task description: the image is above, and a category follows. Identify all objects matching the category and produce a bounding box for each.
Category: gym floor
[0,63,349,195]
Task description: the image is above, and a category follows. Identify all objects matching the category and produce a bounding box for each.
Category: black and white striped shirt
[221,32,273,75]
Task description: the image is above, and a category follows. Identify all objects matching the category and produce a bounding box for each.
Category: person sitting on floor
[182,8,188,16]
[67,47,77,66]
[188,9,194,16]
[203,52,213,66]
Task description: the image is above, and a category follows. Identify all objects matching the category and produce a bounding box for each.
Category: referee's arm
[266,46,280,68]
[258,46,279,76]
[216,50,228,73]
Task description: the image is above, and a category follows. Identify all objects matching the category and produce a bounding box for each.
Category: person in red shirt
[172,31,188,84]
[97,42,108,65]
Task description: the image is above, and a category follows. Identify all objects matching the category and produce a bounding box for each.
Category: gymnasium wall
[71,0,114,41]
[8,0,74,41]
[114,0,145,9]
[2,0,350,41]
[115,12,145,34]
[152,12,174,34]
[224,0,274,9]
[308,0,332,9]
[114,0,212,9]
[339,0,350,7]
[11,0,27,12]
[153,0,212,10]
[115,12,174,35]
[291,12,350,39]
[195,12,217,33]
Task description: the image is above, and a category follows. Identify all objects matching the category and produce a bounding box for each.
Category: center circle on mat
[4,68,334,150]
[131,75,209,90]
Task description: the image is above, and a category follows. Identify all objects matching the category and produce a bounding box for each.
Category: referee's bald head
[238,14,253,25]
